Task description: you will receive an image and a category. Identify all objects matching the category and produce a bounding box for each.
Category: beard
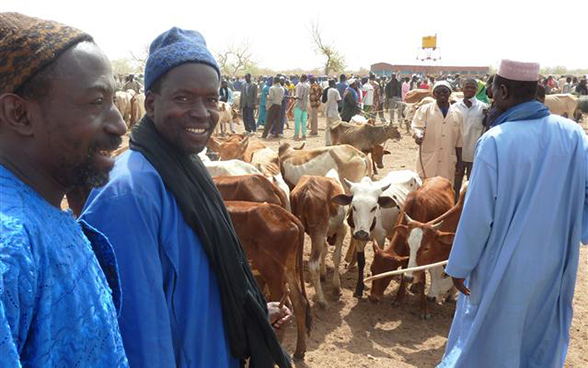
[67,135,123,189]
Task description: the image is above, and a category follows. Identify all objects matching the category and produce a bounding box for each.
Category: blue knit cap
[144,27,220,91]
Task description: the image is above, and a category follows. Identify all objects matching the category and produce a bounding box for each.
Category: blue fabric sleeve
[446,150,498,279]
[582,133,588,245]
[0,220,35,367]
[82,192,177,368]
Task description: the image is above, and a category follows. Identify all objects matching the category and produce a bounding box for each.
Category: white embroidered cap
[497,59,540,82]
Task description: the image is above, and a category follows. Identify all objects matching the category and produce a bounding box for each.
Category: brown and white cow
[208,135,266,162]
[224,201,311,360]
[214,174,289,209]
[396,182,468,304]
[250,147,292,209]
[290,169,348,308]
[200,148,291,209]
[278,143,373,191]
[331,170,422,297]
[329,121,401,174]
[544,94,579,120]
[368,177,454,319]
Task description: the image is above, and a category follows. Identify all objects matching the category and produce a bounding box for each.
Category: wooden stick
[363,260,448,283]
[278,283,290,309]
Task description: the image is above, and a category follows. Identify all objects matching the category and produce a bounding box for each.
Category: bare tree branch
[214,40,256,77]
[129,44,150,71]
[308,21,346,75]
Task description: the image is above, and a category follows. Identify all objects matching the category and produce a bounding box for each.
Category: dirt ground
[238,114,588,368]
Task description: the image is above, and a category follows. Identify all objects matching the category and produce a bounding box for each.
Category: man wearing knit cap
[81,27,292,368]
[438,59,588,367]
[0,12,128,367]
[411,80,464,184]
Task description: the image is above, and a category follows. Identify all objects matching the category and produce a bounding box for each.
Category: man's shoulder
[91,150,166,200]
[0,170,48,243]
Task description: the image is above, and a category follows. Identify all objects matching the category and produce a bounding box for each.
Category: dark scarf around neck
[130,116,291,368]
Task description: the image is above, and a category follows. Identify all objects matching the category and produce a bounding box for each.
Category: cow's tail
[294,216,312,334]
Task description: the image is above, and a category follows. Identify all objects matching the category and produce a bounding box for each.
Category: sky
[3,0,587,73]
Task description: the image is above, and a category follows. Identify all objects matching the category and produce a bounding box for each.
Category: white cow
[198,148,262,177]
[332,170,421,297]
[279,143,373,192]
[214,101,239,136]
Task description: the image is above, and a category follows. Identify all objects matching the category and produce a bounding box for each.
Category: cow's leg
[331,226,346,297]
[417,271,431,320]
[392,273,408,305]
[371,153,378,175]
[320,241,328,281]
[345,235,357,267]
[309,232,328,309]
[354,251,366,298]
[284,269,309,360]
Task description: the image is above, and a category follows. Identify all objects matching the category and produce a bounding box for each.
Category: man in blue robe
[81,27,291,368]
[0,13,128,367]
[439,59,588,367]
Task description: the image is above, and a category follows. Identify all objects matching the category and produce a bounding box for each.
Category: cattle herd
[110,81,587,363]
[192,121,471,360]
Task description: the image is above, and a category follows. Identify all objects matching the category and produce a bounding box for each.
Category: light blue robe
[81,150,239,368]
[439,114,588,368]
[0,166,127,367]
[257,84,270,127]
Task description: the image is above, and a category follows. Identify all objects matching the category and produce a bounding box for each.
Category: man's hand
[414,131,424,145]
[452,277,470,296]
[455,160,465,174]
[267,302,292,330]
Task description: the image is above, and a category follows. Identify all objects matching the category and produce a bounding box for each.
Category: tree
[111,58,139,75]
[215,40,256,77]
[129,44,150,72]
[308,21,346,76]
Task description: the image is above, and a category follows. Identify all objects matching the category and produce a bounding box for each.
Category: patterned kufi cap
[0,12,92,94]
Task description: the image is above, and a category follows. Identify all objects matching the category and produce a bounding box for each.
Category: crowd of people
[1,11,587,368]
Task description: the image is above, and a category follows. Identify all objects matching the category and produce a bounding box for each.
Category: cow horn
[343,178,355,189]
[431,220,444,230]
[404,212,416,224]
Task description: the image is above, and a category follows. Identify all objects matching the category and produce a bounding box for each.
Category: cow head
[394,213,455,283]
[371,145,391,169]
[369,243,408,303]
[231,107,240,124]
[331,177,396,241]
[384,124,402,141]
[215,136,249,160]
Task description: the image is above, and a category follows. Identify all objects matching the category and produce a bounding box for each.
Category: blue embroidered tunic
[0,165,128,367]
[81,150,238,368]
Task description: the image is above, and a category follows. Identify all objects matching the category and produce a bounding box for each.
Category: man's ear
[145,91,155,118]
[0,94,34,136]
[498,83,509,101]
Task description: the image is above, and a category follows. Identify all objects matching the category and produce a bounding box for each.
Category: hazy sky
[3,0,587,72]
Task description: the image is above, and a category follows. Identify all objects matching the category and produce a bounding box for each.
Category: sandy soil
[239,115,588,368]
